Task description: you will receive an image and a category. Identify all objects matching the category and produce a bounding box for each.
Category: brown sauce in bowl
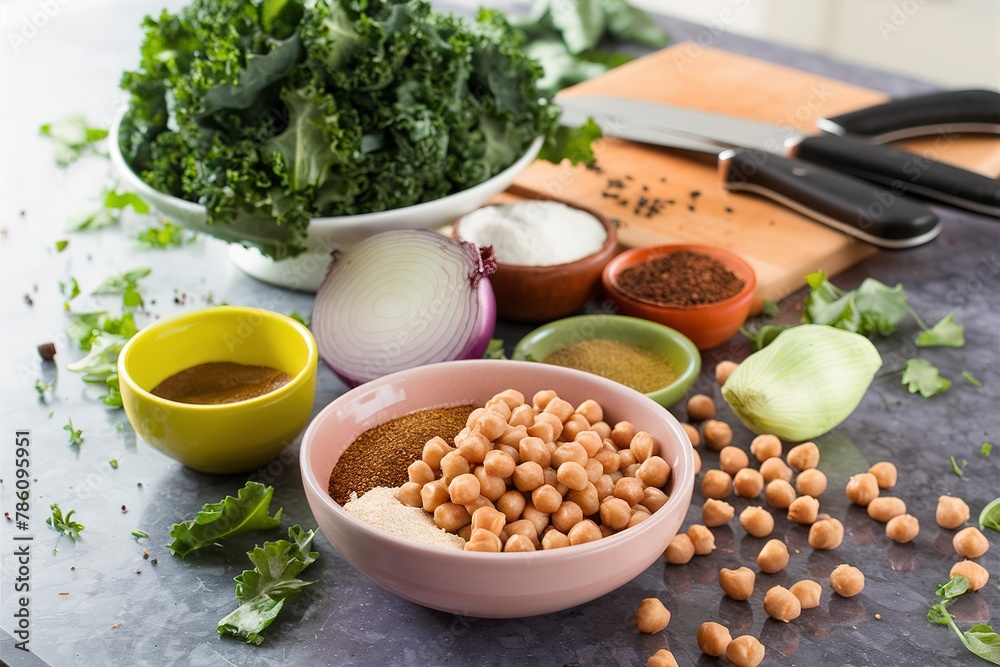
[150,362,291,405]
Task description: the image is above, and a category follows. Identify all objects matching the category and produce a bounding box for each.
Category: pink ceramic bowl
[300,359,695,618]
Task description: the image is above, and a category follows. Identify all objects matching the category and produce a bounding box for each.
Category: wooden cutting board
[508,45,1000,306]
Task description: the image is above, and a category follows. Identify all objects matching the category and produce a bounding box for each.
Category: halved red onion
[313,229,497,386]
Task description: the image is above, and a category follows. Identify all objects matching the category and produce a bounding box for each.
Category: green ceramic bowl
[512,314,701,408]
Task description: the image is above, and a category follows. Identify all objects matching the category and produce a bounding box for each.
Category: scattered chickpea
[809,517,844,549]
[867,497,907,523]
[936,495,971,529]
[750,434,782,462]
[646,649,679,667]
[786,441,820,471]
[733,468,765,498]
[688,524,717,555]
[789,579,822,609]
[795,468,828,497]
[701,469,733,499]
[739,506,775,538]
[885,514,920,543]
[953,526,990,558]
[950,560,990,591]
[760,457,792,484]
[763,585,802,622]
[634,598,671,634]
[868,461,897,489]
[715,360,738,386]
[687,394,716,422]
[697,622,732,657]
[682,423,701,448]
[845,473,880,507]
[757,539,789,573]
[726,635,766,667]
[764,479,796,509]
[702,420,733,451]
[702,499,735,527]
[718,566,755,600]
[720,446,750,476]
[829,564,865,597]
[664,533,696,564]
[786,495,819,525]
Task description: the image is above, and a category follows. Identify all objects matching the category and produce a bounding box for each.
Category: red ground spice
[615,250,745,307]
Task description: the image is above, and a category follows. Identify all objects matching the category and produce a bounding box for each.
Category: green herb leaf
[64,418,83,446]
[71,186,150,231]
[928,581,1000,664]
[917,313,965,348]
[59,277,81,302]
[902,358,951,398]
[949,455,967,477]
[803,272,919,336]
[92,267,151,301]
[936,575,971,600]
[218,525,318,645]
[167,482,284,557]
[39,115,108,166]
[739,324,790,351]
[982,442,993,457]
[760,299,779,318]
[109,458,119,470]
[601,0,669,47]
[34,379,54,401]
[135,220,193,249]
[102,374,123,408]
[131,530,149,539]
[46,504,84,540]
[979,498,1000,532]
[964,371,982,386]
[538,118,602,166]
[288,311,310,327]
[55,239,69,252]
[484,339,507,360]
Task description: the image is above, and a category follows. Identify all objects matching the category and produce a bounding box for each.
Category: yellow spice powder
[543,339,678,393]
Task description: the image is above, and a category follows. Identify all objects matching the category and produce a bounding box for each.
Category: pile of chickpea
[393,388,673,552]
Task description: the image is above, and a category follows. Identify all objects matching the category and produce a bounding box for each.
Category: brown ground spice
[615,250,745,307]
[328,404,475,505]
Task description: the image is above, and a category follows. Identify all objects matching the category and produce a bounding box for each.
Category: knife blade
[557,96,940,249]
[558,94,998,219]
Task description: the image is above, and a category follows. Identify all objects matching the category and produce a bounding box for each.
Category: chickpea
[757,539,789,573]
[718,566,755,600]
[521,502,550,537]
[466,408,486,429]
[829,564,865,597]
[526,421,554,444]
[726,636,765,667]
[507,519,540,549]
[682,422,701,448]
[550,500,584,534]
[688,524,717,555]
[576,431,604,458]
[719,446,750,476]
[795,468,828,498]
[593,445,621,475]
[764,585,802,623]
[808,517,844,549]
[715,360,739,386]
[471,506,506,536]
[498,425,528,450]
[760,457,792,484]
[624,462,642,479]
[530,484,563,514]
[611,421,637,449]
[434,502,471,532]
[421,436,453,470]
[568,519,602,545]
[697,621,732,657]
[789,579,822,609]
[532,389,557,411]
[646,649,679,667]
[629,431,658,463]
[614,477,645,507]
[664,533,695,564]
[867,497,907,523]
[885,514,920,544]
[703,420,733,451]
[627,507,651,528]
[750,434,782,462]
[482,449,514,479]
[440,451,471,484]
[568,482,600,517]
[464,528,502,552]
[573,399,602,425]
[496,489,527,523]
[868,461,897,489]
[687,394,716,422]
[936,495,971,529]
[703,499,735,527]
[503,533,536,552]
[618,448,638,470]
[463,495,493,516]
[786,441,820,471]
[561,414,590,442]
[395,482,423,507]
[635,597,671,634]
[458,524,473,542]
[600,497,632,531]
[534,412,564,441]
[420,479,450,513]
[692,448,702,475]
[513,461,545,492]
[595,474,615,501]
[845,473,880,507]
[740,506,774,538]
[540,397,572,422]
[509,403,535,428]
[787,495,819,525]
[640,486,669,513]
[556,461,590,491]
[733,468,765,498]
[764,479,796,508]
[448,473,481,505]
[492,388,525,409]
[541,528,570,550]
[701,469,733,499]
[475,410,507,441]
[552,442,588,469]
[953,526,990,558]
[637,456,670,489]
[518,436,551,468]
[950,560,990,591]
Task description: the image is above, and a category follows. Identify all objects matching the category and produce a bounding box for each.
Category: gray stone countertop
[1,1,997,665]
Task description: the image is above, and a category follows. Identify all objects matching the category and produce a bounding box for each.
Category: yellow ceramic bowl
[118,307,318,474]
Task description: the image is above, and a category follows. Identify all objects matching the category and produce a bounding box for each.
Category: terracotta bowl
[456,202,618,322]
[299,359,695,618]
[602,244,756,350]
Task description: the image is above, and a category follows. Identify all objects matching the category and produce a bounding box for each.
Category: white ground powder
[456,201,607,266]
[343,486,466,551]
